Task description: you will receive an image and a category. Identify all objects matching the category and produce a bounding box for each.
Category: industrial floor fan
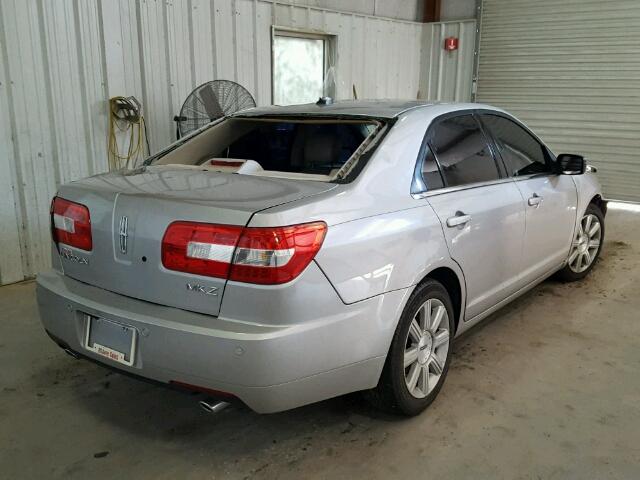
[173,80,256,138]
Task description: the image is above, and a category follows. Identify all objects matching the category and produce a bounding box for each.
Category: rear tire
[367,279,454,416]
[557,203,604,282]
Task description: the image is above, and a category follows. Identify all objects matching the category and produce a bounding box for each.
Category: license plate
[84,315,137,366]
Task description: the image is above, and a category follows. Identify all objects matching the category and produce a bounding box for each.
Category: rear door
[479,114,577,285]
[421,113,526,320]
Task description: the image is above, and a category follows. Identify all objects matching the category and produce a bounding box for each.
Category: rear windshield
[151,117,382,181]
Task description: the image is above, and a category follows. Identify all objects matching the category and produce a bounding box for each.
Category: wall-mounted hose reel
[108,96,149,170]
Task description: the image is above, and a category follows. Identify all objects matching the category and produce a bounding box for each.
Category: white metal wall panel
[287,0,424,23]
[75,1,109,178]
[102,1,144,99]
[272,3,424,101]
[214,0,236,84]
[0,3,24,284]
[419,20,476,102]
[254,2,273,105]
[166,0,195,122]
[477,0,640,202]
[0,0,427,285]
[1,0,60,283]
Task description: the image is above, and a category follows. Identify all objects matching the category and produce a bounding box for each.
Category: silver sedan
[37,100,605,415]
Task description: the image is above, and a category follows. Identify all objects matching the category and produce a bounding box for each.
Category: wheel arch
[589,194,607,216]
[368,264,465,413]
[415,266,465,334]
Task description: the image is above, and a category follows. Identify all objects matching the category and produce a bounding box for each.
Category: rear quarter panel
[247,105,477,327]
[314,204,461,305]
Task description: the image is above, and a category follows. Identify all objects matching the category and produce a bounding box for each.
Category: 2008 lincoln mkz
[37,101,606,415]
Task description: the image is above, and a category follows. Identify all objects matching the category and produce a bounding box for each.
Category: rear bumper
[36,268,407,413]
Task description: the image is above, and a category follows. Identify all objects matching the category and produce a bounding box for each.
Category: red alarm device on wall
[444,37,459,51]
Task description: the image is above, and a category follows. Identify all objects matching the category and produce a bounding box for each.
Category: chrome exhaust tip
[199,399,230,414]
[63,347,80,359]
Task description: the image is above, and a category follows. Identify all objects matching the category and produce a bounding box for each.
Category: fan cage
[177,80,256,137]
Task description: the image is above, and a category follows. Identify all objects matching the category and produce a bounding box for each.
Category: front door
[479,114,578,285]
[515,176,577,283]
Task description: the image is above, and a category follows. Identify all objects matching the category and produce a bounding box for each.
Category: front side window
[481,114,551,176]
[430,114,500,187]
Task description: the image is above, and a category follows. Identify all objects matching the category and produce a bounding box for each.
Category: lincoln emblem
[118,216,128,254]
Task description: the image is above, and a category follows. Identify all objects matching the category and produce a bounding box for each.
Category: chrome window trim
[512,172,559,181]
[411,177,515,199]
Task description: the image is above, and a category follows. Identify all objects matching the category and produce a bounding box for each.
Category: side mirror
[556,153,586,175]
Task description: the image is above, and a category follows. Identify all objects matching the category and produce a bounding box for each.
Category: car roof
[233,100,505,120]
[232,100,441,120]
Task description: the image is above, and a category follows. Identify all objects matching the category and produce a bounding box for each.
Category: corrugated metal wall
[0,0,427,285]
[477,0,640,202]
[419,20,476,101]
[289,0,424,22]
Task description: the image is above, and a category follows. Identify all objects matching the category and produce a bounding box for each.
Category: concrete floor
[1,207,639,479]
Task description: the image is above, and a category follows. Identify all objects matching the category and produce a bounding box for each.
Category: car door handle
[528,194,543,207]
[446,212,471,228]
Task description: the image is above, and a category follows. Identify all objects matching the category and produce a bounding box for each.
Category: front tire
[367,279,454,416]
[558,203,604,282]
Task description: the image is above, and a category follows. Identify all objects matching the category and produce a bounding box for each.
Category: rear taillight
[51,197,92,251]
[161,222,243,278]
[161,221,327,285]
[229,223,327,284]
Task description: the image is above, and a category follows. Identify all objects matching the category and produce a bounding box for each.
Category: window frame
[412,109,509,197]
[411,134,445,194]
[476,111,558,180]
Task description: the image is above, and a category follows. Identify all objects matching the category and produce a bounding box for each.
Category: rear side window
[430,114,500,187]
[419,146,444,191]
[481,114,550,176]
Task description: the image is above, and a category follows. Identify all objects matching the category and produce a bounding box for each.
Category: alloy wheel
[568,213,602,273]
[403,298,450,399]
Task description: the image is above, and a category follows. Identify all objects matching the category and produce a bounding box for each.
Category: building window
[272,30,335,105]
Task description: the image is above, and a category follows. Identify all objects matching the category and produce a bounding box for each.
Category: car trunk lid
[54,166,335,316]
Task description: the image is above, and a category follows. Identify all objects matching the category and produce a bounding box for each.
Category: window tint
[421,146,444,190]
[430,115,499,187]
[482,115,550,176]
